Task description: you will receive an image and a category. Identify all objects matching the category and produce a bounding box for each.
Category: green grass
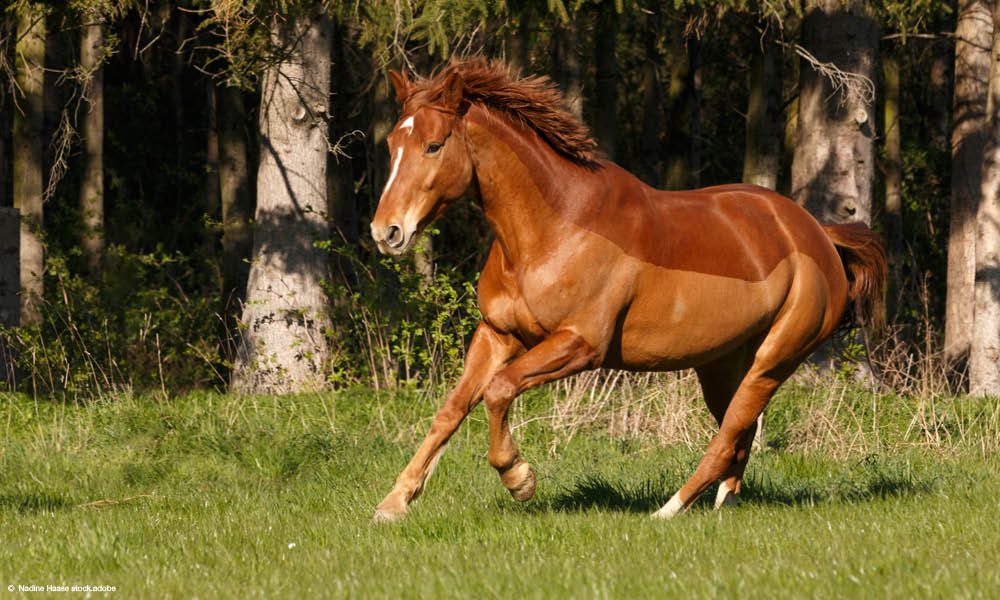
[1,386,999,598]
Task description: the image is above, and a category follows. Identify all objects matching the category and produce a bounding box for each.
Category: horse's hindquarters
[611,254,836,371]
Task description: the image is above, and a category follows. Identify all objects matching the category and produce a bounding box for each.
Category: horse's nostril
[386,224,404,248]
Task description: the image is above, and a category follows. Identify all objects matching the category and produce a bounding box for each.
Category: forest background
[1,0,999,401]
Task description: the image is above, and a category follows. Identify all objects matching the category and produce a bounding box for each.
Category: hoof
[651,493,685,520]
[372,493,408,524]
[501,461,536,502]
[372,508,407,524]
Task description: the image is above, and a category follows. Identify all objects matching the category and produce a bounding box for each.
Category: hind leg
[653,366,788,519]
[652,255,843,520]
[694,344,762,510]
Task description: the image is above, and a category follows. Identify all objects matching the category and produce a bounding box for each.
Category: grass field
[2,380,999,598]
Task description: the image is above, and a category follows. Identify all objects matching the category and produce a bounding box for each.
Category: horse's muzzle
[371,222,410,255]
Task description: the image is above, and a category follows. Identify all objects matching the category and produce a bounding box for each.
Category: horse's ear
[441,70,467,113]
[388,69,410,104]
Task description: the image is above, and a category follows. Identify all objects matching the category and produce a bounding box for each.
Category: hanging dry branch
[787,41,877,107]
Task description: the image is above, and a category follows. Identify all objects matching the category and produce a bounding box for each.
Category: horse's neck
[466,107,578,264]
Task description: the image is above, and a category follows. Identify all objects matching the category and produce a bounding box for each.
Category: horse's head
[370,69,474,255]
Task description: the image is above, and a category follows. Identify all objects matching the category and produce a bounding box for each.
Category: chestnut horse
[369,59,886,522]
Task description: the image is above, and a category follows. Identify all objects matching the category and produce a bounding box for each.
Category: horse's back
[596,177,843,283]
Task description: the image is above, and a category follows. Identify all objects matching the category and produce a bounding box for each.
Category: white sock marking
[651,492,686,520]
[714,480,738,510]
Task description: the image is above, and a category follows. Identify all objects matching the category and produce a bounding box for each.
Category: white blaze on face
[382,147,403,198]
[380,116,416,200]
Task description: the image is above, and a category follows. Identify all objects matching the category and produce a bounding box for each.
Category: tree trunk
[0,14,9,211]
[946,0,993,376]
[328,22,358,279]
[664,22,691,190]
[742,23,782,190]
[883,50,904,307]
[231,7,334,394]
[0,208,18,388]
[689,36,703,188]
[505,16,530,75]
[218,84,251,325]
[593,9,617,160]
[970,0,1000,396]
[550,19,582,119]
[171,8,188,213]
[204,82,220,263]
[80,15,104,276]
[13,4,45,325]
[791,0,878,226]
[639,11,663,187]
[372,72,395,205]
[930,29,953,153]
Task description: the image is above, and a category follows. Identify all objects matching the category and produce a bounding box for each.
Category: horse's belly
[614,260,796,370]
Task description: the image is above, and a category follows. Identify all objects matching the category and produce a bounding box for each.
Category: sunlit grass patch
[2,385,999,598]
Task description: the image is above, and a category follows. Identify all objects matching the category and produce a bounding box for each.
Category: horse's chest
[477,253,578,343]
[478,272,549,344]
[478,247,620,345]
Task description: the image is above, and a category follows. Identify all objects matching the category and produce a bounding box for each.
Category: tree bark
[664,21,691,190]
[80,15,104,276]
[970,0,1000,396]
[742,23,782,190]
[689,36,703,189]
[0,14,9,211]
[946,0,993,375]
[791,0,878,226]
[203,82,220,263]
[0,208,17,388]
[231,7,334,394]
[328,22,358,278]
[639,11,663,187]
[883,50,904,306]
[930,28,953,153]
[218,84,251,322]
[593,8,617,160]
[505,15,530,75]
[550,19,582,119]
[13,4,45,325]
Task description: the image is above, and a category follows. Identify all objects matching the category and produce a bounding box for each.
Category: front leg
[483,329,602,501]
[373,323,522,522]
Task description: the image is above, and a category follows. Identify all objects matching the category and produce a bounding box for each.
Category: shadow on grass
[0,492,73,514]
[493,475,675,515]
[510,457,944,515]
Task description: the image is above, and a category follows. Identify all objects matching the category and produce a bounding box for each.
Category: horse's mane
[405,58,601,169]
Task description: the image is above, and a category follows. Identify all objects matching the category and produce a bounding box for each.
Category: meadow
[1,374,999,598]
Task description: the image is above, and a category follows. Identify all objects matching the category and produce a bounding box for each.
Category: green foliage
[3,245,223,396]
[319,230,481,390]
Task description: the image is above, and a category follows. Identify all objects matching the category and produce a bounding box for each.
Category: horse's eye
[426,141,444,155]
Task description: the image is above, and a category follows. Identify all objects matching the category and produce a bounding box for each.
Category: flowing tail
[823,222,888,329]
